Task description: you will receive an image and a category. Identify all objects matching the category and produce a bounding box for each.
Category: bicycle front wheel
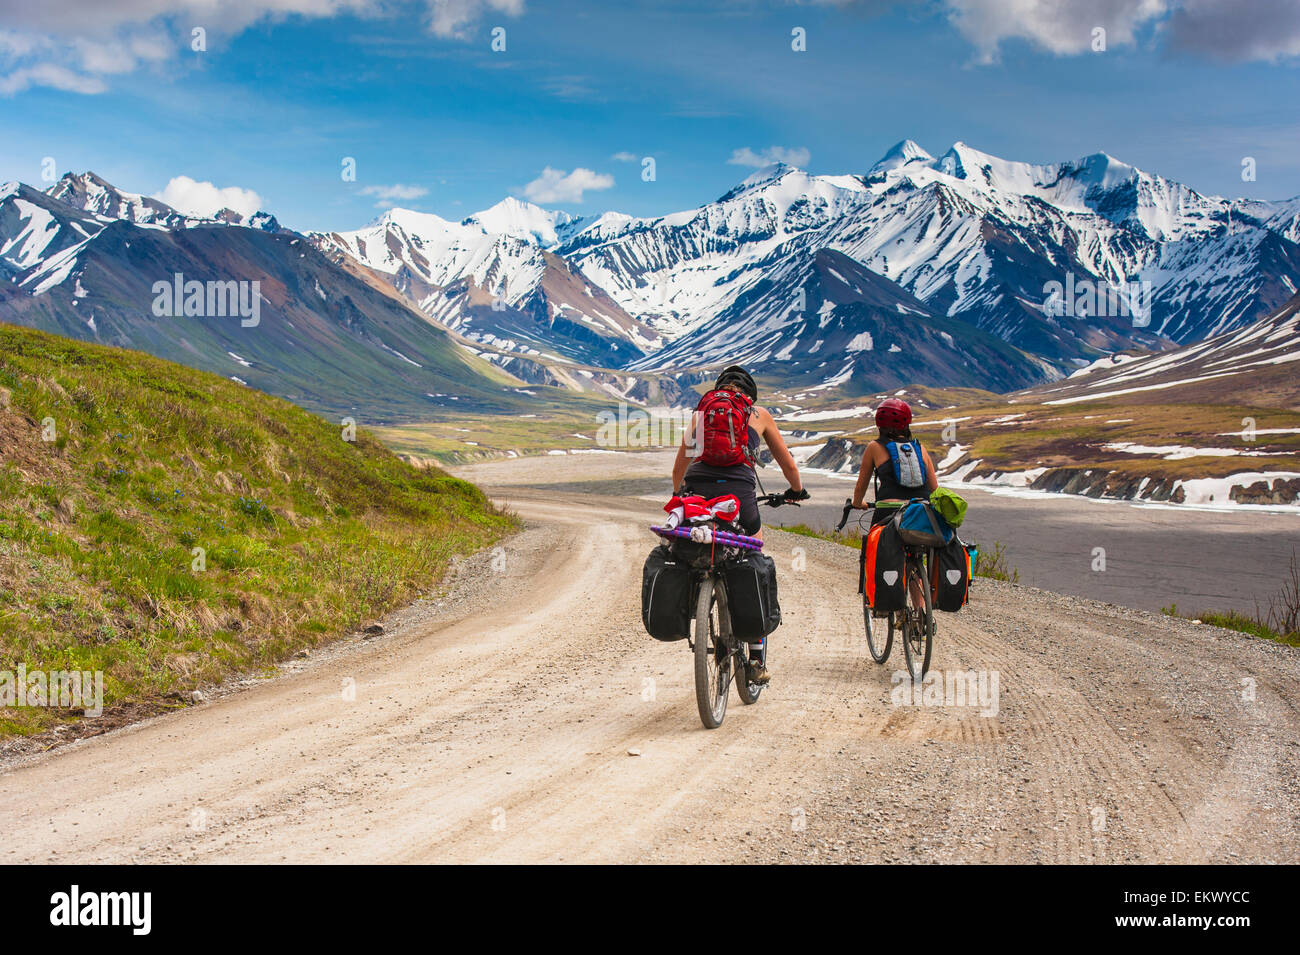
[694,578,731,728]
[902,555,934,680]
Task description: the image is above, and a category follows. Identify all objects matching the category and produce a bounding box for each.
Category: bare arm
[758,408,802,492]
[924,446,940,493]
[671,441,689,492]
[852,441,877,507]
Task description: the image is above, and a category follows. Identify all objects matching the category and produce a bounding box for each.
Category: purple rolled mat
[650,524,764,551]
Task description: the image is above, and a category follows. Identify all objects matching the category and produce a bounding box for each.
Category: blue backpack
[885,440,928,488]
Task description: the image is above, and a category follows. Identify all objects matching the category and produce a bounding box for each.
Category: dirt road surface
[2,453,1297,863]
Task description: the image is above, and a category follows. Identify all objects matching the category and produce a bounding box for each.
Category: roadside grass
[972,541,1019,583]
[1198,612,1300,648]
[1162,552,1300,649]
[1162,606,1300,649]
[779,523,861,548]
[0,324,516,738]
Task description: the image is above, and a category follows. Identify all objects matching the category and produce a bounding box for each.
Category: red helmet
[875,398,912,430]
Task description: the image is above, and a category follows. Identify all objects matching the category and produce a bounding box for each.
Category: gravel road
[2,453,1296,863]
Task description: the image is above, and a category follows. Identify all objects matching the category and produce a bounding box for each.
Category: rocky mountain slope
[1018,291,1300,410]
[639,247,1048,393]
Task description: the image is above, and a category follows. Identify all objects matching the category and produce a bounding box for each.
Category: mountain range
[3,140,1300,414]
[0,177,519,420]
[1018,290,1300,410]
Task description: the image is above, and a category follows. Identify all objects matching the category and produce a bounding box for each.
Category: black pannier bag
[642,545,693,641]
[930,536,972,613]
[722,550,781,642]
[861,519,907,612]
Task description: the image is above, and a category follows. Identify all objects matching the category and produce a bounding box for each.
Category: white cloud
[72,32,172,75]
[943,0,1167,63]
[0,31,50,58]
[358,183,430,207]
[1165,0,1300,62]
[427,0,526,39]
[521,167,614,204]
[727,146,812,168]
[825,0,1297,64]
[155,175,263,218]
[0,28,171,95]
[0,1,525,95]
[0,1,383,36]
[0,63,107,95]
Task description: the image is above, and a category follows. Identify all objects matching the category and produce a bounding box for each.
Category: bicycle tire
[902,554,934,680]
[864,590,892,664]
[694,578,730,728]
[736,640,764,704]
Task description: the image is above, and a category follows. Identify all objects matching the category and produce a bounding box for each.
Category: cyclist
[851,397,938,520]
[851,397,938,613]
[671,365,807,684]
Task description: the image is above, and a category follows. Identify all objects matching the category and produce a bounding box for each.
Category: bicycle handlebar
[836,497,876,532]
[836,495,937,531]
[758,489,809,509]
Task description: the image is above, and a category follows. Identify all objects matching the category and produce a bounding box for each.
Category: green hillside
[0,324,514,737]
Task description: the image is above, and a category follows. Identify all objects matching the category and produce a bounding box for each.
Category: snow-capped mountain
[459,196,586,246]
[310,202,658,366]
[0,178,520,420]
[1,173,285,299]
[636,246,1047,393]
[553,141,1300,372]
[44,171,283,233]
[0,181,105,290]
[559,163,873,342]
[7,142,1300,402]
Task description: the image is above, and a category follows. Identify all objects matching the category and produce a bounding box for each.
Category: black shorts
[681,475,761,535]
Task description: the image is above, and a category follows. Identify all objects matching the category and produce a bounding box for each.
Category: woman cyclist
[850,397,938,522]
[671,365,807,541]
[852,398,938,617]
[670,365,807,685]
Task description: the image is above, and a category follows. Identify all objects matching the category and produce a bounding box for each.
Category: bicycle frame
[839,498,937,677]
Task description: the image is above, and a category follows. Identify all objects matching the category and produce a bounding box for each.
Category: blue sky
[2,0,1298,233]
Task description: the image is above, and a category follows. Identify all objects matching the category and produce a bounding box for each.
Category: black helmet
[714,365,757,401]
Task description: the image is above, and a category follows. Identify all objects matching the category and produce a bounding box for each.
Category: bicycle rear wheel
[736,642,764,704]
[694,578,731,728]
[864,590,892,664]
[902,555,934,680]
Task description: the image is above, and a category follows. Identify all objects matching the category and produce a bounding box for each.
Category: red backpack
[693,388,754,467]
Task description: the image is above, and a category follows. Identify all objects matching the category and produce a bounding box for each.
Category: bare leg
[908,566,925,609]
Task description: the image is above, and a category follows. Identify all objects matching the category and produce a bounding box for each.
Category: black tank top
[873,441,928,501]
[684,425,761,486]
